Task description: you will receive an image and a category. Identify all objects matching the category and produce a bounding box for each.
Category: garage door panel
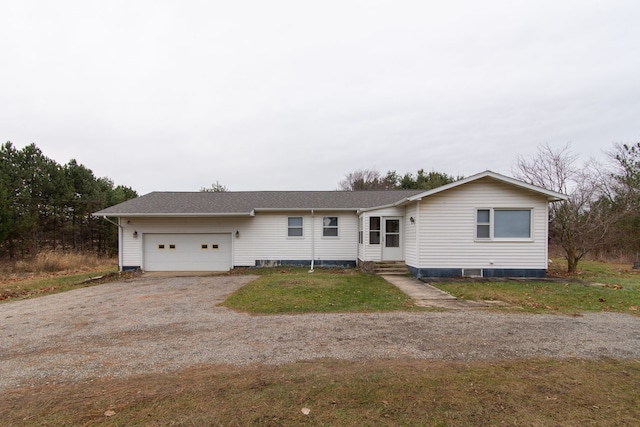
[144,233,232,271]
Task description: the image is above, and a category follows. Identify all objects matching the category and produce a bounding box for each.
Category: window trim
[369,216,381,245]
[475,208,533,241]
[322,216,339,238]
[287,216,304,238]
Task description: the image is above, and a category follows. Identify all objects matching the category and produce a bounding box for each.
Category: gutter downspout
[102,216,123,272]
[309,210,315,273]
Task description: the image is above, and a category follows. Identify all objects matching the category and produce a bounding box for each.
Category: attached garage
[143,233,232,272]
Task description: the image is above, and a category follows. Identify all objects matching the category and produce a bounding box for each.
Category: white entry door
[382,218,403,261]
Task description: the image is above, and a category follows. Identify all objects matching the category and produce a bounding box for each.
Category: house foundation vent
[462,268,483,278]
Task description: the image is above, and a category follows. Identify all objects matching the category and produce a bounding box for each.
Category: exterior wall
[410,178,550,277]
[120,217,249,270]
[404,202,419,267]
[239,211,358,266]
[120,212,359,270]
[358,206,406,262]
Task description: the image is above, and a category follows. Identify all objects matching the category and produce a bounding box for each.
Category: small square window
[288,217,303,237]
[323,216,338,237]
[158,244,165,249]
[212,244,219,249]
[201,244,208,249]
[169,244,176,249]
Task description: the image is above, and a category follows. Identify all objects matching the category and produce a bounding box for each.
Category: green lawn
[223,268,421,313]
[433,260,640,315]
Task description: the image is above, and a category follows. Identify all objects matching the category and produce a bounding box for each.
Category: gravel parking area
[1,275,639,391]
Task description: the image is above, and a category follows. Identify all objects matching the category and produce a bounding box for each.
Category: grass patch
[434,260,640,315]
[222,268,419,313]
[0,251,121,303]
[2,358,639,426]
[550,259,640,288]
[0,267,121,303]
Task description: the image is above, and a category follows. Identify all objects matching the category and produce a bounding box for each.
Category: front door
[382,217,403,261]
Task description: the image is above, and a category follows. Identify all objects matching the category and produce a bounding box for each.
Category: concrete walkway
[381,275,495,309]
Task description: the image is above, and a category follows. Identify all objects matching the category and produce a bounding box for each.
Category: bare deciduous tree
[513,143,620,273]
[338,169,395,191]
[200,181,228,192]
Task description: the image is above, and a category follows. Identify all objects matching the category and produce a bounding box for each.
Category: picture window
[476,209,532,239]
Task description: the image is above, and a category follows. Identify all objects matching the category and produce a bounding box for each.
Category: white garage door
[143,233,232,272]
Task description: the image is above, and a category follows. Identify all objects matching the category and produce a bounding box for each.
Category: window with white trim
[288,216,303,237]
[476,209,532,239]
[323,216,338,237]
[369,216,381,244]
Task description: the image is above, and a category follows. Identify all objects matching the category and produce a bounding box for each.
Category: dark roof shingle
[93,190,424,216]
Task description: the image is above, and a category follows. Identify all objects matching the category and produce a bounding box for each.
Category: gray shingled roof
[93,190,424,216]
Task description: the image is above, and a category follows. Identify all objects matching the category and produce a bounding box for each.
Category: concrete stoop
[373,261,409,276]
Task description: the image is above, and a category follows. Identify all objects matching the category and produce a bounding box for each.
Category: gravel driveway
[1,275,639,391]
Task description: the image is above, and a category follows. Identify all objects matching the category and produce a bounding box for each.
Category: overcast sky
[2,1,639,194]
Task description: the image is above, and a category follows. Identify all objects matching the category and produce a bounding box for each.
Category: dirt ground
[1,275,640,391]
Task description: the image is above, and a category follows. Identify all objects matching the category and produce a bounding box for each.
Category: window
[158,244,165,250]
[476,210,490,239]
[169,244,176,249]
[369,217,380,244]
[201,244,208,249]
[288,217,303,237]
[212,244,219,249]
[358,217,363,244]
[495,210,531,238]
[476,209,532,240]
[323,216,338,237]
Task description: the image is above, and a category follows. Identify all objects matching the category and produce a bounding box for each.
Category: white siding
[404,202,419,266]
[120,212,358,270]
[358,206,406,262]
[415,178,549,270]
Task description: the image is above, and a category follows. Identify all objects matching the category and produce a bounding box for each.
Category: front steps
[373,261,409,276]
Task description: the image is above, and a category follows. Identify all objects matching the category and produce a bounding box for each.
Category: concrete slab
[381,275,496,309]
[142,271,228,277]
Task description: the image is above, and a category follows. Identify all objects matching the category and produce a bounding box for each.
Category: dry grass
[1,358,639,426]
[0,251,119,302]
[6,250,114,274]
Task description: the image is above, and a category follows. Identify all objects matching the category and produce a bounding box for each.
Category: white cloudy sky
[2,0,639,194]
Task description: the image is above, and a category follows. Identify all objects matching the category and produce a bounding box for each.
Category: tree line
[339,142,640,272]
[338,168,463,191]
[0,142,138,259]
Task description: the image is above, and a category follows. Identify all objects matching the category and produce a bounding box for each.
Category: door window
[385,219,400,247]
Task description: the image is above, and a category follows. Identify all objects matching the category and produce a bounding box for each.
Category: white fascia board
[406,170,568,202]
[356,203,398,214]
[91,212,255,218]
[252,208,358,213]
